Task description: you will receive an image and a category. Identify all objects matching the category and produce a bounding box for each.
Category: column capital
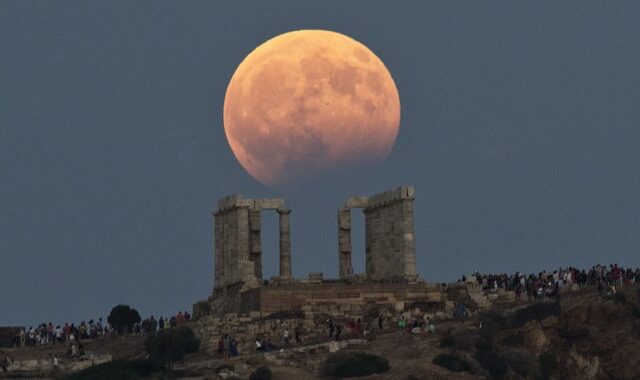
[277,208,291,214]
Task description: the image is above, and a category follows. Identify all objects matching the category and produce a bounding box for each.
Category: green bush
[510,302,560,328]
[501,332,524,347]
[107,305,142,334]
[63,359,159,380]
[144,326,200,376]
[475,348,507,380]
[322,351,390,377]
[477,310,507,345]
[439,328,481,350]
[249,366,273,380]
[502,348,538,378]
[538,352,557,380]
[432,353,473,373]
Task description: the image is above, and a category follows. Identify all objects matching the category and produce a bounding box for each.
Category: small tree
[144,326,200,377]
[250,366,273,380]
[107,305,141,334]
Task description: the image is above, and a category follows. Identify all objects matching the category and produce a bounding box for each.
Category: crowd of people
[461,263,640,300]
[11,310,192,348]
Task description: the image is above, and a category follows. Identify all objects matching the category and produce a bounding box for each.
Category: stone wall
[193,282,446,355]
[258,281,442,315]
[195,279,444,318]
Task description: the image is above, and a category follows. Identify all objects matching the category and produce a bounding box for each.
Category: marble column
[278,208,292,278]
[338,207,353,279]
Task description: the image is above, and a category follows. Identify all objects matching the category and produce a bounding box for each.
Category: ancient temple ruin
[191,186,518,356]
[195,186,435,319]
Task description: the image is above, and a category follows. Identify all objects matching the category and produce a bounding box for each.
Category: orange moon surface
[223,30,401,187]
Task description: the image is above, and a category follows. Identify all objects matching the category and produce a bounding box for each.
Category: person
[425,317,435,332]
[378,313,384,331]
[52,355,60,372]
[55,326,63,344]
[223,334,230,359]
[230,339,239,356]
[28,327,35,346]
[255,338,262,352]
[335,324,342,341]
[327,319,335,339]
[283,328,290,347]
[149,316,157,332]
[218,338,224,357]
[47,323,54,343]
[294,327,302,345]
[398,316,406,332]
[1,351,8,373]
[454,303,467,323]
[158,317,165,330]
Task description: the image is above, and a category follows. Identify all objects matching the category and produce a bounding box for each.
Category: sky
[1,1,639,327]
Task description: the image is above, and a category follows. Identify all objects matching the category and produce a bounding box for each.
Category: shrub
[611,292,626,304]
[440,334,455,348]
[502,348,538,378]
[63,359,159,380]
[510,302,560,328]
[440,328,481,350]
[144,326,200,376]
[501,332,524,347]
[538,352,557,380]
[107,305,141,334]
[175,326,200,354]
[478,310,507,345]
[322,351,390,377]
[250,366,273,380]
[432,353,473,374]
[475,348,507,380]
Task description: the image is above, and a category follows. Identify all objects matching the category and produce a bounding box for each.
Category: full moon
[223,30,401,187]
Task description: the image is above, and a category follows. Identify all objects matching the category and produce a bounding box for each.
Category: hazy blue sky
[1,1,639,327]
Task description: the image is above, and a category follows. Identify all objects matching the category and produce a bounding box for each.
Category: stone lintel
[345,196,370,209]
[252,198,285,210]
[366,186,414,209]
[217,194,253,211]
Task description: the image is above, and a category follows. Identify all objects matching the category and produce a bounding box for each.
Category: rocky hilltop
[2,286,640,379]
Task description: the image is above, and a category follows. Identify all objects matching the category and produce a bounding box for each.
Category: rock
[346,339,368,346]
[218,368,240,379]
